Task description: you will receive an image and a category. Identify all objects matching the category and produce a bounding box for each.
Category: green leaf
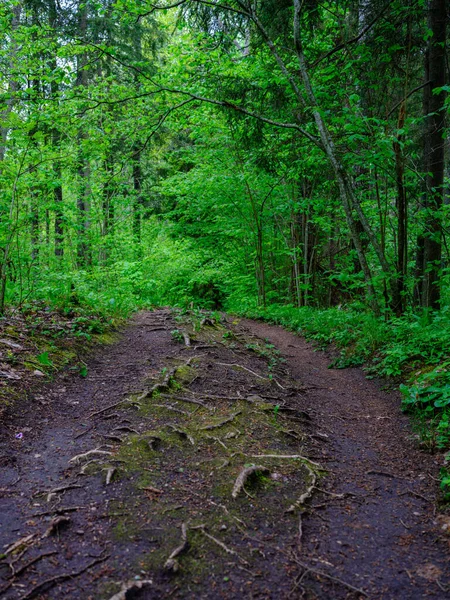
[37,352,53,367]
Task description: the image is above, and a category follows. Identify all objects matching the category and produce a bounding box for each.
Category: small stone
[76,530,84,536]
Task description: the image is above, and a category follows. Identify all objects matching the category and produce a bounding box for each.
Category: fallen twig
[232,465,270,499]
[164,523,188,572]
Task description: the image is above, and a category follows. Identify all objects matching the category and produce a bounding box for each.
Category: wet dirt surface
[0,310,449,599]
[240,318,450,599]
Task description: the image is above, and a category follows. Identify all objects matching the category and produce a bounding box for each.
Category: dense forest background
[1,1,449,481]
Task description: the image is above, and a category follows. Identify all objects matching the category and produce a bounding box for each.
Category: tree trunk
[420,0,447,309]
[392,102,407,315]
[76,0,91,268]
[292,0,381,314]
[133,147,143,248]
[49,0,64,258]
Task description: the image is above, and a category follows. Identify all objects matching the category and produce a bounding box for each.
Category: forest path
[0,310,448,599]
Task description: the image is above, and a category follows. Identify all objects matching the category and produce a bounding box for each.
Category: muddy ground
[0,309,449,599]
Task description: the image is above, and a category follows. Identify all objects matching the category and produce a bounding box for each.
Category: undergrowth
[241,303,450,500]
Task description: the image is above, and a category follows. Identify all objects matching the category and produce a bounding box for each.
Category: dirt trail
[0,310,449,599]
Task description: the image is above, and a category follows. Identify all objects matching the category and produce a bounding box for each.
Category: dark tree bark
[420,0,447,309]
[392,102,407,315]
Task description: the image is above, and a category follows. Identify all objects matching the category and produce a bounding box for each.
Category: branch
[311,0,397,68]
[82,40,320,148]
[155,86,321,147]
[387,81,431,118]
[135,0,250,21]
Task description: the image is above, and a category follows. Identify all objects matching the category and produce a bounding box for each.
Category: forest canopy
[0,0,447,318]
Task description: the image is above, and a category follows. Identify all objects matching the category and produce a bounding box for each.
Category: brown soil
[0,310,449,600]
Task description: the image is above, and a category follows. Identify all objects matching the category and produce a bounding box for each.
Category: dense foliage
[0,0,449,489]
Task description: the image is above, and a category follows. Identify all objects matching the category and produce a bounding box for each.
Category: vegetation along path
[0,310,449,599]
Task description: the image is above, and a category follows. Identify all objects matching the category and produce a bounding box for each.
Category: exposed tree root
[218,362,268,380]
[232,465,270,499]
[286,465,317,513]
[69,448,113,465]
[33,506,86,518]
[107,580,153,600]
[291,555,368,597]
[4,534,36,557]
[164,523,188,572]
[167,424,195,445]
[182,332,191,346]
[103,434,124,443]
[154,403,190,415]
[160,394,209,408]
[9,550,57,579]
[137,356,200,401]
[250,454,321,468]
[40,483,82,503]
[87,400,128,419]
[112,425,139,434]
[192,525,249,565]
[147,436,162,451]
[105,467,116,485]
[43,516,71,537]
[201,411,242,431]
[262,406,311,421]
[20,554,110,600]
[206,436,228,450]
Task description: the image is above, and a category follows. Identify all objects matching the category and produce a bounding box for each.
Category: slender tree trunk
[133,147,143,247]
[0,4,21,165]
[76,0,91,268]
[420,0,447,309]
[49,0,64,258]
[292,0,381,314]
[392,102,407,315]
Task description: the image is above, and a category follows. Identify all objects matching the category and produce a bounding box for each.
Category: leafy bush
[400,363,450,450]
